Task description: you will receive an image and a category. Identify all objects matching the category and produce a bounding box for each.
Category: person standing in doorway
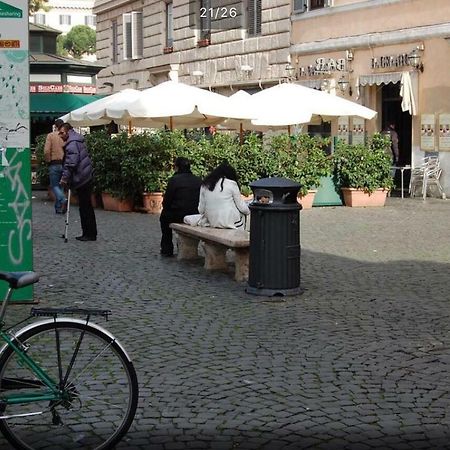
[44,118,67,214]
[160,157,202,257]
[384,122,399,165]
[59,123,97,242]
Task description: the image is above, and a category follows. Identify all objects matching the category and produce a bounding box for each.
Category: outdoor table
[392,165,412,199]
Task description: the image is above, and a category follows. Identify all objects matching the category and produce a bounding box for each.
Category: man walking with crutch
[59,123,97,242]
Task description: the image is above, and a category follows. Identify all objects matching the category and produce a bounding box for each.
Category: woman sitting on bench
[197,161,250,229]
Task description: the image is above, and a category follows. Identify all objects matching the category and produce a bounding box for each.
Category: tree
[62,25,96,59]
[29,0,50,15]
[56,35,68,57]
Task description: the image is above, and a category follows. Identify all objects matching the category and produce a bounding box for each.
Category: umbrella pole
[128,120,132,135]
[288,125,291,136]
[239,123,244,145]
[170,116,173,131]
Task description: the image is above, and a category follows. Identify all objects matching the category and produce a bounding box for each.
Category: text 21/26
[200,6,238,19]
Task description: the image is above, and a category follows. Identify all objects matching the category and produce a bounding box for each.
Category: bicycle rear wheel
[0,319,138,449]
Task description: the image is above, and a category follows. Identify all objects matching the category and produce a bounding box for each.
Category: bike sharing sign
[0,0,33,302]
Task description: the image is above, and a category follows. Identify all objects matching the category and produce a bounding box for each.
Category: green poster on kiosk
[0,0,33,302]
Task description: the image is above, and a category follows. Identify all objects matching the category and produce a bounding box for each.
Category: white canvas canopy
[249,83,377,127]
[106,81,241,130]
[59,89,141,127]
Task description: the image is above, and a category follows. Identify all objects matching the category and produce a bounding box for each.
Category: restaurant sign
[298,57,347,77]
[371,53,409,69]
[30,83,97,94]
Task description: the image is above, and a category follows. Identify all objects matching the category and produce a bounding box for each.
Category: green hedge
[34,129,393,201]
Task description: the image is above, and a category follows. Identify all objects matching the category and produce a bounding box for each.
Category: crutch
[62,189,71,242]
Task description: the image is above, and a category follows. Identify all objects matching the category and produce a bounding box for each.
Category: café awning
[30,93,105,119]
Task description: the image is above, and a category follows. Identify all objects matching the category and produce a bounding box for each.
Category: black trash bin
[246,177,302,297]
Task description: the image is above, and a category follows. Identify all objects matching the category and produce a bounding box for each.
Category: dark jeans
[77,182,97,238]
[49,164,66,212]
[160,211,186,255]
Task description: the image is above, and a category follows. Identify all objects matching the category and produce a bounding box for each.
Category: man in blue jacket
[59,123,97,241]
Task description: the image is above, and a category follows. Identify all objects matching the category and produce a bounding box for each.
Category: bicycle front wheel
[0,319,138,450]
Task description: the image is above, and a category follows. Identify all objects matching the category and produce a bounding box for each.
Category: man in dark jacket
[160,157,201,256]
[59,123,98,241]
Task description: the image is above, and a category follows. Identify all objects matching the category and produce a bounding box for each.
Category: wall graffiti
[4,150,31,264]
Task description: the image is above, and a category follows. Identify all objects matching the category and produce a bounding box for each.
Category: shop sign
[352,117,365,145]
[298,57,347,77]
[421,114,435,151]
[337,116,349,144]
[371,53,409,69]
[438,114,450,151]
[0,39,19,48]
[0,1,22,18]
[30,83,97,94]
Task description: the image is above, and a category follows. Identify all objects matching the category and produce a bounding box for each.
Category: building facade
[32,0,96,33]
[32,0,97,61]
[29,23,104,147]
[93,0,450,194]
[93,0,299,94]
[290,0,450,194]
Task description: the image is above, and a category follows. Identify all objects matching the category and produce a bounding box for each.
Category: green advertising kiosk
[0,0,33,302]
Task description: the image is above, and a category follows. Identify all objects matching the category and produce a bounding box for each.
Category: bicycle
[0,271,139,449]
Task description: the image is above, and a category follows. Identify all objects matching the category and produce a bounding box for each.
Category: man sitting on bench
[160,157,202,257]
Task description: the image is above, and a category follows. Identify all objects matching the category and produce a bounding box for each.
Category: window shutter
[255,0,261,34]
[200,0,211,39]
[248,0,255,35]
[112,20,118,63]
[293,0,306,13]
[248,0,261,36]
[131,11,143,59]
[123,13,132,60]
[166,2,173,47]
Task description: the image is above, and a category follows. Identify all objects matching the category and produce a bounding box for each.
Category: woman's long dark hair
[202,161,239,192]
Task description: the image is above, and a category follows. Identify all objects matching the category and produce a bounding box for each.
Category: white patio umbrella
[218,90,307,139]
[106,81,237,130]
[249,82,376,128]
[59,89,141,128]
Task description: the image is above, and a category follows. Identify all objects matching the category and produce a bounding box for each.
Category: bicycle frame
[0,286,61,410]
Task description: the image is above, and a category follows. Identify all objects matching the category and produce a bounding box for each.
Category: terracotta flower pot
[101,192,134,212]
[297,190,317,209]
[143,192,163,214]
[341,187,389,207]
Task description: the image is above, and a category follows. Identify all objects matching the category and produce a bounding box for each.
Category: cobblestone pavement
[1,191,450,449]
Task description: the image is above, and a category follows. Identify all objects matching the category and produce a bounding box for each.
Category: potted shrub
[332,133,393,207]
[142,170,171,214]
[90,132,136,212]
[269,133,331,209]
[133,130,181,214]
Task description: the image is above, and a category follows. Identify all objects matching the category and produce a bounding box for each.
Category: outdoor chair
[409,156,440,198]
[423,166,444,199]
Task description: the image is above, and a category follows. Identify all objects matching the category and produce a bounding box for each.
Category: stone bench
[170,223,250,282]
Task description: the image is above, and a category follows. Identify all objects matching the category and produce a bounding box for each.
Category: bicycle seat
[0,271,40,289]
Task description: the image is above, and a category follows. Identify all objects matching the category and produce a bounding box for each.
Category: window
[34,13,45,25]
[123,11,143,60]
[310,0,326,9]
[85,15,97,26]
[247,0,261,36]
[293,0,330,13]
[59,14,71,25]
[112,20,118,63]
[30,35,43,52]
[200,0,211,40]
[166,2,173,47]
